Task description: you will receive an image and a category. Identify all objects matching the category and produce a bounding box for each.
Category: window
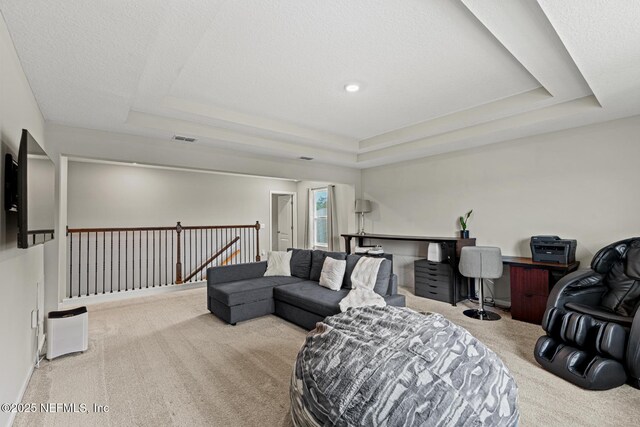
[312,188,328,248]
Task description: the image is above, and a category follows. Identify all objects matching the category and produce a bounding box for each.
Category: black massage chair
[534,238,640,390]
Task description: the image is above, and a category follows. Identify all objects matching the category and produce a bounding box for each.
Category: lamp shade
[459,246,503,279]
[354,199,372,213]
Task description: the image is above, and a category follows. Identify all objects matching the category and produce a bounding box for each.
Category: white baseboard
[60,281,206,307]
[492,298,511,309]
[38,333,46,354]
[5,363,35,427]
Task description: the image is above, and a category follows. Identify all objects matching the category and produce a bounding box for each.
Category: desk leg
[451,276,457,307]
[343,236,352,254]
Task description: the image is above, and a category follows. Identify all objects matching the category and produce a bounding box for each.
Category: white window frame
[312,187,328,249]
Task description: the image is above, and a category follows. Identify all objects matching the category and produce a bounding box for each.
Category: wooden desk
[341,233,476,306]
[503,256,580,324]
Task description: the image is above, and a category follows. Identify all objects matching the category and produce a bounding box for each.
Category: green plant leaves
[459,210,472,230]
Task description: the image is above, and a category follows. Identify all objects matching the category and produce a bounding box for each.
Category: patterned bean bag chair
[291,306,519,426]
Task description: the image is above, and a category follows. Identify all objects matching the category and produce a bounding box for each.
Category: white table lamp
[354,199,372,235]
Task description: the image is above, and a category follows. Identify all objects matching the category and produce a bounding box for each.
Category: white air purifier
[427,243,444,262]
[47,306,89,360]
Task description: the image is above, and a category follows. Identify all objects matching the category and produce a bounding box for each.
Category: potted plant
[459,210,472,238]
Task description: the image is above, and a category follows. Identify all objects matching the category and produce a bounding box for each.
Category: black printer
[530,236,577,264]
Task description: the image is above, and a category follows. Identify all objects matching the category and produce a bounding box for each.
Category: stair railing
[66,221,260,298]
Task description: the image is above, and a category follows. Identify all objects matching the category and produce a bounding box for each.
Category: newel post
[176,222,183,284]
[255,221,261,262]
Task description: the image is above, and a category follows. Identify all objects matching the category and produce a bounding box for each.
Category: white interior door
[277,195,293,251]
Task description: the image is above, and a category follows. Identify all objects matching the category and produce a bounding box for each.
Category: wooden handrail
[66,224,259,234]
[67,226,176,234]
[180,224,259,231]
[181,236,240,283]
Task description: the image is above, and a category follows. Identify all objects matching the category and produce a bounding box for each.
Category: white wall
[362,115,640,300]
[67,161,298,256]
[0,13,47,427]
[46,123,362,188]
[296,181,356,251]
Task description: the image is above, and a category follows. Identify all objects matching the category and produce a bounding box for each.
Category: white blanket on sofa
[339,257,387,312]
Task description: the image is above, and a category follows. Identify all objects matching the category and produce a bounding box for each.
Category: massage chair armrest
[546,269,607,310]
[207,261,267,286]
[627,311,640,382]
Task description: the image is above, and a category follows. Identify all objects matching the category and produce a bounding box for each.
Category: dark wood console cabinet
[504,257,580,324]
[414,259,465,303]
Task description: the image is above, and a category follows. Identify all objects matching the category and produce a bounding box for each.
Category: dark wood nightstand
[503,257,580,324]
[414,259,465,304]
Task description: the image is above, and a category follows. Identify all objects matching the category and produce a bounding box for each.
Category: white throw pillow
[264,251,292,276]
[319,257,347,291]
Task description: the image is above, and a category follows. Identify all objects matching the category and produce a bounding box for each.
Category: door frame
[269,191,298,252]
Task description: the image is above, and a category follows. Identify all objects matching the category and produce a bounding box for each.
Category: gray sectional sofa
[207,249,406,330]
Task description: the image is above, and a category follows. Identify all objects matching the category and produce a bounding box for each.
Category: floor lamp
[355,199,371,235]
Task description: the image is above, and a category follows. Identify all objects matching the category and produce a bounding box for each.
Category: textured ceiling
[169,0,539,139]
[1,0,639,168]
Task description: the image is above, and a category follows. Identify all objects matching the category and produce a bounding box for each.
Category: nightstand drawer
[415,278,448,292]
[510,266,549,296]
[415,270,450,283]
[415,273,449,289]
[415,260,450,275]
[415,282,450,303]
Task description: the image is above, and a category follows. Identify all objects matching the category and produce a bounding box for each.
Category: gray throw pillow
[342,254,361,289]
[373,259,392,296]
[342,254,392,296]
[310,250,346,282]
[288,249,312,280]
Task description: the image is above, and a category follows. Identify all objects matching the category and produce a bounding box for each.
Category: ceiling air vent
[172,135,197,143]
[299,156,314,161]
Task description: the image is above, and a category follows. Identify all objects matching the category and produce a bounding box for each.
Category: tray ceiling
[1,0,639,168]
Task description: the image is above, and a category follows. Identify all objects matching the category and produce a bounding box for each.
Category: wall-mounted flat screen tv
[4,153,18,212]
[17,129,55,248]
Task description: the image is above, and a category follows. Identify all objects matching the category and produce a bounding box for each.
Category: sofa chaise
[207,249,406,330]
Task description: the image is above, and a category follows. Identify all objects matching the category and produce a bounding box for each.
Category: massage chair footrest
[534,336,627,390]
[543,308,628,361]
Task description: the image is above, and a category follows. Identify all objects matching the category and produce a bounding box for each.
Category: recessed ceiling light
[344,83,360,93]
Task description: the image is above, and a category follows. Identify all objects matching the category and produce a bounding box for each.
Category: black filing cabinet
[414,259,464,303]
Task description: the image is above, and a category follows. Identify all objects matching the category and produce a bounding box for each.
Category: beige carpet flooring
[15,287,640,426]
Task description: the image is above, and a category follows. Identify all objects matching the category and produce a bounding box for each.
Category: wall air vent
[172,135,197,143]
[299,156,314,161]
